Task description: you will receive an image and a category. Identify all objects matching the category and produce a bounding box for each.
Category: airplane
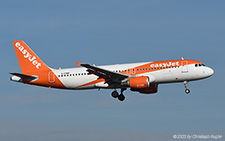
[10,40,214,101]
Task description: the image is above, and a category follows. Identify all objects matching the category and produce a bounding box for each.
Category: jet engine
[121,76,155,89]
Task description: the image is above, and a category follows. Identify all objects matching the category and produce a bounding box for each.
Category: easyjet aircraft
[10,40,214,101]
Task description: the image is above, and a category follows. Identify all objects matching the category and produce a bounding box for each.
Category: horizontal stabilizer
[10,72,37,81]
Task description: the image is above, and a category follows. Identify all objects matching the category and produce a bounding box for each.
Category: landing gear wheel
[185,89,190,94]
[184,81,191,94]
[111,91,119,98]
[118,94,125,101]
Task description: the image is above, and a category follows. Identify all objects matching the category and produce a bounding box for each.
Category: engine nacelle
[131,84,158,94]
[121,76,150,88]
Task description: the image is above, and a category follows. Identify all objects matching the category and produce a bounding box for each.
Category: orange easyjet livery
[10,40,214,101]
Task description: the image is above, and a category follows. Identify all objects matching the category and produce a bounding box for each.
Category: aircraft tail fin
[12,40,50,74]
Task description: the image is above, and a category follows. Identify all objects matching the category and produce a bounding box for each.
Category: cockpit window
[195,63,205,67]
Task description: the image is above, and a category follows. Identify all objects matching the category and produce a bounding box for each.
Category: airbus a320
[10,40,214,101]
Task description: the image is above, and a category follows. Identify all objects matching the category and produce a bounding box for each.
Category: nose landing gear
[111,88,126,101]
[184,81,190,94]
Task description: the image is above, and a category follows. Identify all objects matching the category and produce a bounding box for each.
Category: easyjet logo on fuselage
[15,42,41,69]
[150,61,179,68]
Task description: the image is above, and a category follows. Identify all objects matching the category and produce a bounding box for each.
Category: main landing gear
[184,81,190,94]
[111,88,126,101]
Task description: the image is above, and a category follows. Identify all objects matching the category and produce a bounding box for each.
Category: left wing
[76,62,128,84]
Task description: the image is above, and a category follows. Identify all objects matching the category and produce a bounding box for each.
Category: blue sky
[0,0,225,140]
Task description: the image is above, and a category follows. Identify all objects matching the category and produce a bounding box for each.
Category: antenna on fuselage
[181,57,184,60]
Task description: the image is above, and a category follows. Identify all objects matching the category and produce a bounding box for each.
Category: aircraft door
[181,61,188,73]
[48,71,55,83]
[129,68,136,75]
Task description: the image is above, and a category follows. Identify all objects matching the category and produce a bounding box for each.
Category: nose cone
[206,67,214,77]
